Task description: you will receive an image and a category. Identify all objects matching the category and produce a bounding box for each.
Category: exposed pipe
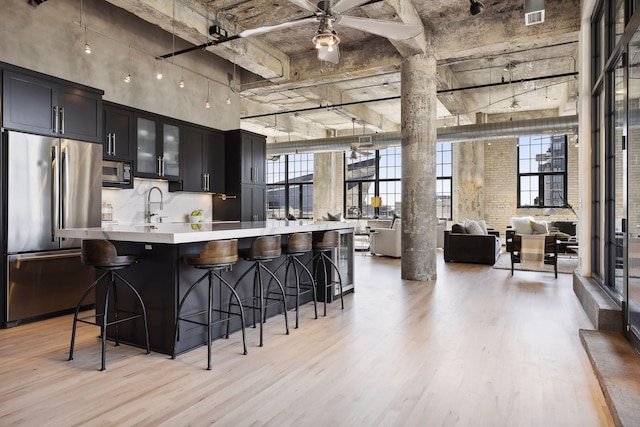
[244,72,578,120]
[265,115,578,155]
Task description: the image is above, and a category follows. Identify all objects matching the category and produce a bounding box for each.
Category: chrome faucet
[145,186,164,223]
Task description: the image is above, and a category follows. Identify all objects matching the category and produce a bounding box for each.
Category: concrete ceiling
[106,0,580,143]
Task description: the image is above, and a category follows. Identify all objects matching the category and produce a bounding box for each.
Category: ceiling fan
[349,142,373,159]
[237,0,424,64]
[160,0,424,64]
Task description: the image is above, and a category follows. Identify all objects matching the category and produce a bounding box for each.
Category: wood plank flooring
[0,252,615,426]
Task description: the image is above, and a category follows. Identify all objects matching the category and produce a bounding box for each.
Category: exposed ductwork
[266,115,578,156]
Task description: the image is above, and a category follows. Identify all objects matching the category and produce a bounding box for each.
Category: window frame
[266,153,314,219]
[516,134,568,208]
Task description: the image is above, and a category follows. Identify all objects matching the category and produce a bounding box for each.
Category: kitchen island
[57,220,355,355]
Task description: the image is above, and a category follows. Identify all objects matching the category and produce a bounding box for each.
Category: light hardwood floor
[0,252,615,426]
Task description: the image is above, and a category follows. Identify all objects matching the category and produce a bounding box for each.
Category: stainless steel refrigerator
[3,130,102,327]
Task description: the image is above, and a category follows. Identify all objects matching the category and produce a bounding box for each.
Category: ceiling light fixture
[124,44,132,83]
[179,67,184,88]
[156,58,163,80]
[470,0,485,15]
[83,26,91,54]
[205,78,210,108]
[504,61,516,72]
[226,72,233,105]
[312,19,340,52]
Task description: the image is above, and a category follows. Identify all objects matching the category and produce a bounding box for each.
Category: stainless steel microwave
[102,160,132,185]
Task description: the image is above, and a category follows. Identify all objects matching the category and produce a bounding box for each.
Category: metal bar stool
[173,239,247,370]
[229,235,289,347]
[69,239,150,371]
[310,230,344,316]
[266,232,317,328]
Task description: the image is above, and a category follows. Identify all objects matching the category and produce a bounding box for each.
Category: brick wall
[480,135,579,238]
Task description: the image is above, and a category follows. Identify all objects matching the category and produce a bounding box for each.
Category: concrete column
[454,140,484,221]
[401,53,437,281]
[313,152,344,219]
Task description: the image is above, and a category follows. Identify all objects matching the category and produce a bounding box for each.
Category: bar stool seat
[310,230,344,316]
[230,235,289,347]
[69,239,150,371]
[174,239,247,370]
[267,232,317,328]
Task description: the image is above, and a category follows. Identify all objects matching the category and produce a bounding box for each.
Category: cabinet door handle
[53,106,59,133]
[202,174,206,191]
[107,133,111,155]
[59,107,65,134]
[112,133,116,155]
[251,167,254,182]
[161,157,165,176]
[157,156,162,176]
[207,174,210,191]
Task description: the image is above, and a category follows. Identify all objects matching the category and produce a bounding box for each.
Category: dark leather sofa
[444,230,501,265]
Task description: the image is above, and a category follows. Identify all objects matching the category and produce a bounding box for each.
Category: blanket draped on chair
[520,234,546,269]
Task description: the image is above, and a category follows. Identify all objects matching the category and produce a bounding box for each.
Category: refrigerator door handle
[51,145,60,242]
[53,106,59,133]
[60,107,65,134]
[60,148,68,237]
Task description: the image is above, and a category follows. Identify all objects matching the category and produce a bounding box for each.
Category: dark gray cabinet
[240,131,266,185]
[170,125,225,193]
[135,114,180,179]
[103,103,134,160]
[2,70,102,143]
[213,130,266,221]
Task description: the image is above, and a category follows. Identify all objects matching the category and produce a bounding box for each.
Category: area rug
[493,254,578,274]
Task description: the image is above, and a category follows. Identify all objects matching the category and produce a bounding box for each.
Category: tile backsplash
[102,178,213,224]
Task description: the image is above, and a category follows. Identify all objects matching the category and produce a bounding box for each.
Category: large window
[344,146,401,218]
[266,153,314,219]
[517,135,567,207]
[436,143,453,220]
[344,144,452,219]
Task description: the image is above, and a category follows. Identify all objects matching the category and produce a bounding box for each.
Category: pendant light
[124,44,132,83]
[205,78,210,108]
[83,26,91,54]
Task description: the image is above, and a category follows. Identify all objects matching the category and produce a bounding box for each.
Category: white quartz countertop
[57,220,356,244]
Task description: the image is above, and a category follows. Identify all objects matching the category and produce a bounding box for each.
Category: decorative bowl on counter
[188,215,204,223]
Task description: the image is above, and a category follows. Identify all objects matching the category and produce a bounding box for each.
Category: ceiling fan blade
[332,0,371,14]
[358,150,373,156]
[318,45,340,64]
[336,15,423,40]
[288,0,320,13]
[239,17,317,38]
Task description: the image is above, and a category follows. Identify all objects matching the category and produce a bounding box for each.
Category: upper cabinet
[213,130,267,221]
[103,103,134,160]
[135,114,180,180]
[238,131,266,184]
[171,125,225,193]
[2,69,102,143]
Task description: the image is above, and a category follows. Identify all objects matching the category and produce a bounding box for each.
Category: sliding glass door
[626,26,640,347]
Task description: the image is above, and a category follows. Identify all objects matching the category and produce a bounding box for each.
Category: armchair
[370,220,401,257]
[509,233,558,278]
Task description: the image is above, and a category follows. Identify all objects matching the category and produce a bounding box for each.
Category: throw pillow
[451,223,466,234]
[464,219,484,235]
[478,219,489,235]
[554,231,571,240]
[531,220,549,234]
[511,216,535,234]
[327,212,343,221]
